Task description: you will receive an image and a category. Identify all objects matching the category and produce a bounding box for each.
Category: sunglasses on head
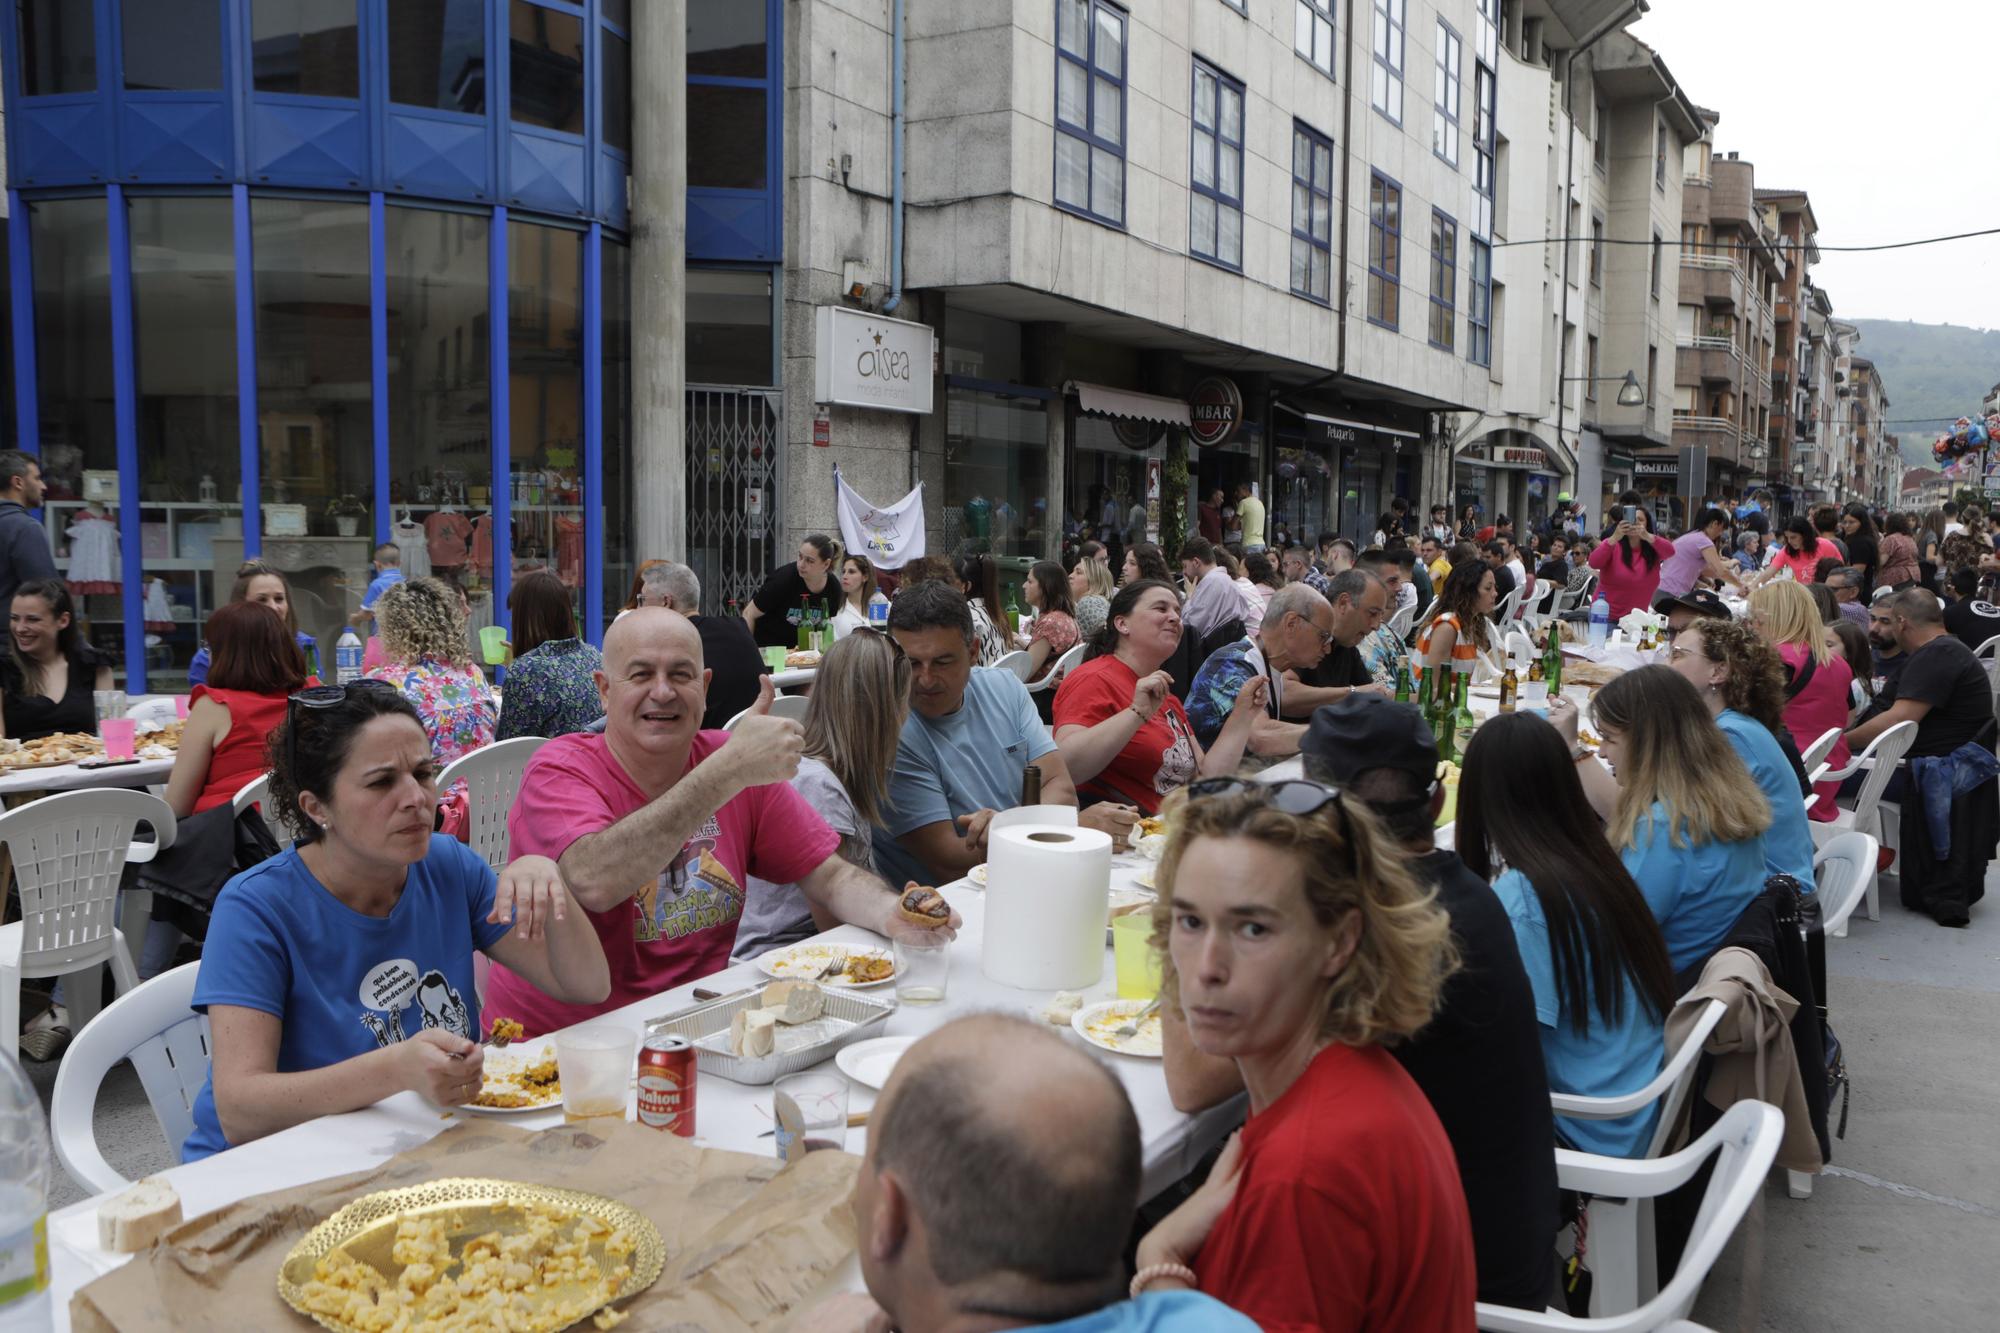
[285,680,400,788]
[1188,777,1346,817]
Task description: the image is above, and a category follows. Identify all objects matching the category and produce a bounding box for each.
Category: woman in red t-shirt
[164,601,317,819]
[1132,780,1476,1332]
[1050,581,1264,814]
[1587,506,1678,618]
[1763,515,1840,585]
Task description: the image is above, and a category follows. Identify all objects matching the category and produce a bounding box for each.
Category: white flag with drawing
[833,465,926,570]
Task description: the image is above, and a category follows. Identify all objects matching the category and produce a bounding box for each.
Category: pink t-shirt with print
[483,730,839,1035]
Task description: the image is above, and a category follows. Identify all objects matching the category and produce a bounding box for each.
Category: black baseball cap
[1302,696,1439,786]
[1656,588,1731,621]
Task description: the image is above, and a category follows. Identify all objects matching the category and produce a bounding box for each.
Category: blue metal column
[6,194,38,454]
[369,194,390,546]
[105,185,145,692]
[583,223,603,645]
[232,185,261,557]
[489,209,511,633]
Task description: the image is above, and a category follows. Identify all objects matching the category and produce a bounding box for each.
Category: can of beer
[636,1035,697,1136]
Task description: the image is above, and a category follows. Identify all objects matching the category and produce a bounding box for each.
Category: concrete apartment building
[1757,188,1819,499]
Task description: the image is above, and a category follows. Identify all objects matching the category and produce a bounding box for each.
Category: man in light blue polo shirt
[877,581,1133,884]
[350,542,405,630]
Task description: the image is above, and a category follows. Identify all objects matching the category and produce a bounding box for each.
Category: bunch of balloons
[1933,415,2000,464]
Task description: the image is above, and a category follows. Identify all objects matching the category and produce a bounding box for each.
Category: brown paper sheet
[70,1121,859,1333]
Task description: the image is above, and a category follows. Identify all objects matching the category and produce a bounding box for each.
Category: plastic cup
[100,717,137,761]
[762,646,789,671]
[889,925,951,1006]
[1436,777,1460,829]
[93,689,128,723]
[479,625,510,664]
[773,1072,849,1160]
[554,1024,636,1127]
[1112,912,1162,1000]
[174,694,191,720]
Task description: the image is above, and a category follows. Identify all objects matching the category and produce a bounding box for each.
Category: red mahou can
[636,1035,697,1136]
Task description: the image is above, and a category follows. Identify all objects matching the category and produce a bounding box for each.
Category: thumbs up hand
[722,677,803,788]
[751,674,777,715]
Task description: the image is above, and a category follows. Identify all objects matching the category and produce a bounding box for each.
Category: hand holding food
[897,882,950,926]
[1131,670,1173,722]
[1079,801,1140,849]
[1228,674,1271,718]
[403,1028,483,1105]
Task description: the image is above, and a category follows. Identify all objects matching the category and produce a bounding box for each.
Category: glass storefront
[600,237,633,628]
[506,218,585,626]
[1065,415,1158,569]
[943,385,1048,564]
[1272,441,1334,547]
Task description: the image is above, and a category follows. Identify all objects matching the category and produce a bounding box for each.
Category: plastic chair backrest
[1549,997,1727,1161]
[991,650,1035,682]
[1472,1101,1783,1332]
[1798,726,1843,775]
[437,736,552,872]
[1028,642,1088,693]
[48,961,208,1195]
[0,789,177,975]
[1503,629,1537,665]
[1496,582,1526,625]
[724,693,812,731]
[1813,830,1879,937]
[230,773,293,851]
[1385,602,1416,642]
[1848,719,1916,825]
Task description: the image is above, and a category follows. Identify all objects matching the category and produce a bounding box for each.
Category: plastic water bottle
[0,1051,51,1330]
[335,627,364,685]
[1588,596,1611,650]
[867,589,890,629]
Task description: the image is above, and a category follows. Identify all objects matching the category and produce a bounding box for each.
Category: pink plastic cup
[100,717,138,761]
[174,695,191,719]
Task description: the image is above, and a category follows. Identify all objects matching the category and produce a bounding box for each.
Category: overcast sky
[1631,0,2000,329]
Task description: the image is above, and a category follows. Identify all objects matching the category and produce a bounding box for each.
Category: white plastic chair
[1520,579,1561,632]
[1409,596,1441,642]
[1548,997,1728,1316]
[48,961,207,1194]
[724,693,811,730]
[1813,830,1879,939]
[1025,642,1087,695]
[1806,719,1915,922]
[1474,1102,1784,1332]
[230,773,294,852]
[991,649,1035,682]
[1494,582,1526,627]
[1385,601,1416,643]
[436,736,551,873]
[1797,726,1842,776]
[1,789,178,1058]
[1973,632,2000,686]
[1503,629,1538,666]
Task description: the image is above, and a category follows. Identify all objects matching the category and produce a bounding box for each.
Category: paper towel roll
[989,804,1078,834]
[983,823,1113,991]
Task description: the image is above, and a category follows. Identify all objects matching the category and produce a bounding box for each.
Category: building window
[386,0,487,113]
[1647,343,1658,406]
[252,0,360,98]
[1593,96,1609,171]
[1295,1,1335,77]
[1432,20,1461,167]
[1367,171,1402,329]
[1190,61,1245,269]
[1650,228,1662,298]
[1586,334,1600,400]
[1056,0,1127,227]
[688,0,769,189]
[1655,119,1668,189]
[17,0,95,95]
[1290,123,1334,304]
[1468,238,1492,367]
[1472,63,1496,236]
[123,0,222,92]
[602,28,631,152]
[507,219,585,587]
[687,270,775,385]
[1371,0,1406,125]
[601,238,634,628]
[510,0,586,133]
[1429,211,1457,351]
[1589,214,1604,287]
[1220,0,1248,12]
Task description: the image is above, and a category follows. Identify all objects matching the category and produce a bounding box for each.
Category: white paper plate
[754,941,898,989]
[1072,1000,1164,1059]
[461,1039,561,1114]
[1131,865,1156,891]
[967,863,988,887]
[836,1034,919,1090]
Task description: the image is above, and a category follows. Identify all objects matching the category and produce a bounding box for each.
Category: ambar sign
[1188,376,1244,447]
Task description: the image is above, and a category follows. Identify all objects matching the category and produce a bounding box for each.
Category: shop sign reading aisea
[1188,376,1244,447]
[814,307,937,414]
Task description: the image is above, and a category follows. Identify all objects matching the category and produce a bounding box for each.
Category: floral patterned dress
[366,656,497,765]
[495,638,605,740]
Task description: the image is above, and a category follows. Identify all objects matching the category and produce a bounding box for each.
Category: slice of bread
[98,1177,182,1253]
[761,980,827,1025]
[729,1006,780,1057]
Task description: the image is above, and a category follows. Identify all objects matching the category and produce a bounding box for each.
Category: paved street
[31,868,2000,1328]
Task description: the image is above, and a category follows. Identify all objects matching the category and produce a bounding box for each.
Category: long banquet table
[43,855,1238,1329]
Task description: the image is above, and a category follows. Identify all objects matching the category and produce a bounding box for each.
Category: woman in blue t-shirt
[1589,667,1773,976]
[182,682,609,1161]
[1458,712,1679,1157]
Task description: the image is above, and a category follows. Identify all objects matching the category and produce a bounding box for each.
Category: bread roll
[98,1177,182,1253]
[729,1006,779,1057]
[761,980,826,1025]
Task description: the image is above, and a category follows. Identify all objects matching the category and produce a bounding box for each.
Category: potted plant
[325,494,368,537]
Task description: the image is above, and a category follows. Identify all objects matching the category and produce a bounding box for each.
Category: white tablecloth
[0,756,175,798]
[44,858,1237,1328]
[771,667,817,690]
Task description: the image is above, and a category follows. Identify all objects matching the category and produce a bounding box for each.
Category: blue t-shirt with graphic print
[181,835,509,1161]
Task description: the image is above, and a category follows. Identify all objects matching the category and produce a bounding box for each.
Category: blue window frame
[1294,1,1335,77]
[1290,121,1333,304]
[1190,59,1243,270]
[1429,209,1457,351]
[1432,19,1460,168]
[1468,238,1492,366]
[1055,0,1126,227]
[1367,170,1401,329]
[687,0,781,260]
[1371,0,1405,125]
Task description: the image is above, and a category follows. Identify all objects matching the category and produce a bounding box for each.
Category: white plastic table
[771,666,817,690]
[43,857,1238,1329]
[0,755,175,799]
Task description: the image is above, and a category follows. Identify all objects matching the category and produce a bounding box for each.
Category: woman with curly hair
[366,576,496,765]
[1415,558,1497,690]
[1135,778,1473,1330]
[1667,615,1816,886]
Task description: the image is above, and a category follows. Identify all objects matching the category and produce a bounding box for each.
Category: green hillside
[1847,319,2000,466]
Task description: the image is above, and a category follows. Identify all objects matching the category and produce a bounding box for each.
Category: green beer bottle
[1543,620,1564,695]
[1394,661,1412,704]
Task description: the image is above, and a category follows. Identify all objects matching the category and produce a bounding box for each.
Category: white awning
[1069,381,1192,428]
[1301,411,1421,440]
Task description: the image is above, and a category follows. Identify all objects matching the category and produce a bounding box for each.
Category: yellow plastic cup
[479,625,510,664]
[1112,912,1162,1000]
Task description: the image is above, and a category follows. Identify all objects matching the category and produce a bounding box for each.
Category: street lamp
[1560,370,1647,407]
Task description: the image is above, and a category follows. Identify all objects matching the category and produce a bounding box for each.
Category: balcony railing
[1681,253,1735,271]
[1685,172,1712,187]
[1678,335,1739,353]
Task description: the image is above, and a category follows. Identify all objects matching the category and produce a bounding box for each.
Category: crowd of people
[11,466,1999,1330]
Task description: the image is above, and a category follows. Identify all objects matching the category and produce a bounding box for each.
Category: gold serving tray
[277,1177,665,1333]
